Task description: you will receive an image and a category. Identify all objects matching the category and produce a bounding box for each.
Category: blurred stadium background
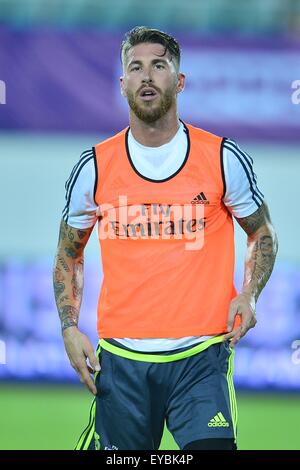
[0,0,300,450]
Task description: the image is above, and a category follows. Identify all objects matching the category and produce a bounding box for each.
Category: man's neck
[129,110,181,148]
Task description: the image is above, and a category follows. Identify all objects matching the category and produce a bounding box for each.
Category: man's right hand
[62,326,100,395]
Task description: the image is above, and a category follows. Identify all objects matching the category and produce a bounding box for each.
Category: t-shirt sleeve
[222,138,264,218]
[62,149,98,229]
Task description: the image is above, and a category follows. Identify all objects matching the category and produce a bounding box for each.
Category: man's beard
[126,86,176,123]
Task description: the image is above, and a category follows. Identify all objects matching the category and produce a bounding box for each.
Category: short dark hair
[121,26,181,72]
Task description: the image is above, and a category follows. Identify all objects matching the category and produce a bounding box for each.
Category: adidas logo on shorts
[208,412,229,427]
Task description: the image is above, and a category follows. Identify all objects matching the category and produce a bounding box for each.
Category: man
[53,26,278,450]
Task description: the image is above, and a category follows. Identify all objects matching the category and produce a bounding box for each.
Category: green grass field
[0,384,299,450]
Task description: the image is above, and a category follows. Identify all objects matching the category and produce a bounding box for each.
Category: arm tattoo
[68,231,74,241]
[59,305,79,331]
[53,220,94,332]
[54,281,65,299]
[64,247,77,259]
[236,202,278,302]
[58,295,70,305]
[74,242,84,250]
[58,256,70,272]
[236,202,271,236]
[77,230,86,240]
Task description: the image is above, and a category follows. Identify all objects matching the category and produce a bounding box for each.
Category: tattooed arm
[53,219,100,394]
[224,202,278,347]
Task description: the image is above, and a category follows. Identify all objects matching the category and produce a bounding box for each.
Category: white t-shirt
[62,122,264,352]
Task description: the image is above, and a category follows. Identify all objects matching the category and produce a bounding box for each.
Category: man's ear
[120,77,127,97]
[176,72,186,94]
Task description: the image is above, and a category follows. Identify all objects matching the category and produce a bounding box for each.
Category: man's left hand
[223,293,257,347]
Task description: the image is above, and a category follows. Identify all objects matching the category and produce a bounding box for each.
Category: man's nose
[142,77,153,85]
[141,69,153,84]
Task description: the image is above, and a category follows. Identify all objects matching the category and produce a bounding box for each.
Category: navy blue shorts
[75,338,237,450]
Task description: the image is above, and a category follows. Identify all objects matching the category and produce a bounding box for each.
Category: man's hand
[63,326,100,395]
[223,293,257,347]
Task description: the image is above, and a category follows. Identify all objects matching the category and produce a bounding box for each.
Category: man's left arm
[224,201,278,346]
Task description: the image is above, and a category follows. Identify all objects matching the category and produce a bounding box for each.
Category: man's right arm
[53,219,100,395]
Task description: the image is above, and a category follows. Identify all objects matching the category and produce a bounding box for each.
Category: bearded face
[121,42,183,124]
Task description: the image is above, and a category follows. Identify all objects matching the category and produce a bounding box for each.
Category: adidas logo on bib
[191,191,209,205]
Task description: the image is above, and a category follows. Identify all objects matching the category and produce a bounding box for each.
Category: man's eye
[131,66,141,71]
[155,64,165,69]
